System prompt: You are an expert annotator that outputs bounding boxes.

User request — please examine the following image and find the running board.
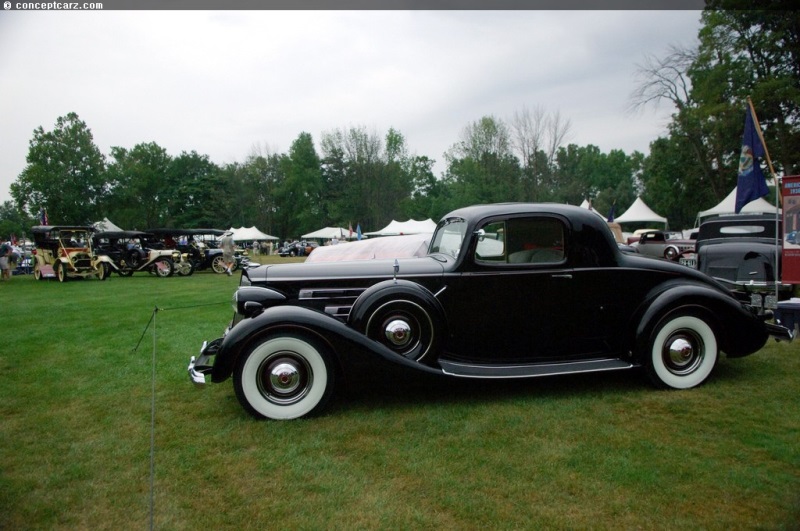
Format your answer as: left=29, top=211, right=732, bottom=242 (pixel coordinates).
left=438, top=358, right=634, bottom=379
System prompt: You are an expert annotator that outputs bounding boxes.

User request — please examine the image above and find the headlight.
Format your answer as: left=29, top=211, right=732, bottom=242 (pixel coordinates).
left=232, top=286, right=287, bottom=318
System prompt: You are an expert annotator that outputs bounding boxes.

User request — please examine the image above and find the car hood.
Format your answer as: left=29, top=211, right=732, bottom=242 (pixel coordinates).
left=245, top=255, right=447, bottom=285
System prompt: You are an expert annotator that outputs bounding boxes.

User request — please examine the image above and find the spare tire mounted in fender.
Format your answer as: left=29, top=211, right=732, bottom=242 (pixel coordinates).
left=349, top=280, right=445, bottom=363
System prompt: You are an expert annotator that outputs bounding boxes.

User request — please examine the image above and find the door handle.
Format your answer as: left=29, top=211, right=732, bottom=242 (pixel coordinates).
left=552, top=274, right=572, bottom=279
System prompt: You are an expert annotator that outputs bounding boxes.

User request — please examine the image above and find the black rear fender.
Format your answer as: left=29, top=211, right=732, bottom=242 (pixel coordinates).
left=632, top=280, right=767, bottom=359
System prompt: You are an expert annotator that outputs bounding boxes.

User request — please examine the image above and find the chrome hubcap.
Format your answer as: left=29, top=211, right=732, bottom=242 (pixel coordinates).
left=269, top=362, right=301, bottom=394
left=663, top=333, right=702, bottom=375
left=257, top=354, right=311, bottom=404
left=385, top=319, right=412, bottom=347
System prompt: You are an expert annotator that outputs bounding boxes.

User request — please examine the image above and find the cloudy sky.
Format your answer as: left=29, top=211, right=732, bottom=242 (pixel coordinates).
left=0, top=10, right=702, bottom=204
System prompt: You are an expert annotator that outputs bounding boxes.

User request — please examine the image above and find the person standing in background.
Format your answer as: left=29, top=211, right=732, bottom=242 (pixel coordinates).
left=221, top=231, right=236, bottom=276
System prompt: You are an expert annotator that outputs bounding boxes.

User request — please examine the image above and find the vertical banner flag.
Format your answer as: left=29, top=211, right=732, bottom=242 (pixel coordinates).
left=356, top=223, right=362, bottom=241
left=781, top=175, right=800, bottom=284
left=735, top=103, right=770, bottom=213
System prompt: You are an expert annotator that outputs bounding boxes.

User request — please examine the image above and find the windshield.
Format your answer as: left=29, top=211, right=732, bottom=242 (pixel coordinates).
left=429, top=218, right=468, bottom=258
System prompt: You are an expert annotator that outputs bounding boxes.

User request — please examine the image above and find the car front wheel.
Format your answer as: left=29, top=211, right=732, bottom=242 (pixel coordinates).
left=645, top=314, right=718, bottom=389
left=97, top=262, right=110, bottom=281
left=153, top=257, right=174, bottom=278
left=233, top=334, right=334, bottom=420
left=57, top=262, right=68, bottom=283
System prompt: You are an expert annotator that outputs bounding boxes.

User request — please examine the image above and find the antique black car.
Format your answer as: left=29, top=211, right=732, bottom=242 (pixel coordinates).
left=678, top=214, right=790, bottom=302
left=278, top=240, right=318, bottom=257
left=93, top=230, right=185, bottom=277
left=189, top=204, right=791, bottom=420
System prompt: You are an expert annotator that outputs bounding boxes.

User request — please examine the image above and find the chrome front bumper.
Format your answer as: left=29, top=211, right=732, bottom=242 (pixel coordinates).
left=766, top=322, right=794, bottom=343
left=188, top=338, right=222, bottom=386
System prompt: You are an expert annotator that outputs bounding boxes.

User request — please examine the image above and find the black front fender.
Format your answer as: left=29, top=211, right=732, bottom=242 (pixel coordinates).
left=210, top=305, right=443, bottom=383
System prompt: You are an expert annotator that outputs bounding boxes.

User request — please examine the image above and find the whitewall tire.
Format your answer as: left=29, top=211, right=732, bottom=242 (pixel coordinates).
left=234, top=334, right=334, bottom=420
left=646, top=314, right=718, bottom=389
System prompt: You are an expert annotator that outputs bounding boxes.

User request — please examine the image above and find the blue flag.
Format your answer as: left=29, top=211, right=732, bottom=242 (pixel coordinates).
left=735, top=105, right=769, bottom=213
left=356, top=223, right=362, bottom=241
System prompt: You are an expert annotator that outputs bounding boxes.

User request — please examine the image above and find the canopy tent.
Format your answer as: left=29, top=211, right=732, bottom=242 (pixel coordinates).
left=578, top=199, right=606, bottom=219
left=227, top=226, right=278, bottom=241
left=301, top=227, right=357, bottom=240
left=364, top=218, right=437, bottom=237
left=93, top=218, right=124, bottom=232
left=614, top=197, right=668, bottom=228
left=305, top=233, right=431, bottom=263
left=696, top=186, right=778, bottom=225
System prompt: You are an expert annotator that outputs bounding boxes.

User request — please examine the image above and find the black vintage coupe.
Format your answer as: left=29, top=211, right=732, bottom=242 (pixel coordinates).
left=189, top=204, right=792, bottom=420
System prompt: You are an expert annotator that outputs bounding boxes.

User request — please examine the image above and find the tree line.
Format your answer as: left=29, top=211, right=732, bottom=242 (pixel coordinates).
left=3, top=2, right=798, bottom=242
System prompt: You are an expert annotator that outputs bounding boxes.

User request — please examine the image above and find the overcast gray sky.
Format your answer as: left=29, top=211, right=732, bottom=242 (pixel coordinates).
left=0, top=10, right=702, bottom=204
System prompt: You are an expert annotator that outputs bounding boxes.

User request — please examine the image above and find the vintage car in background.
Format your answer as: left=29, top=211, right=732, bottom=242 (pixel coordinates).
left=31, top=225, right=115, bottom=282
left=188, top=203, right=792, bottom=420
left=144, top=228, right=251, bottom=274
left=678, top=214, right=789, bottom=301
left=278, top=240, right=319, bottom=257
left=93, top=230, right=188, bottom=277
left=633, top=230, right=695, bottom=261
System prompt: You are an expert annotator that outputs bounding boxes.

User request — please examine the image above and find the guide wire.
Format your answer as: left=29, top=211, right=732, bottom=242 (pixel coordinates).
left=149, top=306, right=157, bottom=531
left=132, top=300, right=228, bottom=530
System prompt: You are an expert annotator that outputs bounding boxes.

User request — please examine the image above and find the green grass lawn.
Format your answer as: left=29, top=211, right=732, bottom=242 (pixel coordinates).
left=1, top=262, right=799, bottom=529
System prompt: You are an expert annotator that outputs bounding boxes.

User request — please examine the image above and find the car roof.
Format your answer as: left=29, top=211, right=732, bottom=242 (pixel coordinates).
left=442, top=202, right=607, bottom=226
left=32, top=225, right=93, bottom=232
left=144, top=228, right=226, bottom=236
left=94, top=230, right=152, bottom=238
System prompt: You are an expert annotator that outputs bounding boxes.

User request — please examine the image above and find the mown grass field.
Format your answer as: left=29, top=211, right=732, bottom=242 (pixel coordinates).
left=1, top=258, right=799, bottom=530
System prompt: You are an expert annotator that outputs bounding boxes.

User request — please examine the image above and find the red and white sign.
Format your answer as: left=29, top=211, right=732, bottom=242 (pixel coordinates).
left=781, top=175, right=800, bottom=283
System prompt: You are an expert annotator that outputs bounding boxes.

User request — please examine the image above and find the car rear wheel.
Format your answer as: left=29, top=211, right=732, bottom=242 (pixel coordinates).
left=34, top=264, right=43, bottom=280
left=211, top=256, right=227, bottom=274
left=233, top=334, right=334, bottom=420
left=645, top=314, right=718, bottom=389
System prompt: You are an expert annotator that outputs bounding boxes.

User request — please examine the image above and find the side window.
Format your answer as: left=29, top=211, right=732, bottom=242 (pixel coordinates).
left=475, top=221, right=506, bottom=262
left=475, top=217, right=565, bottom=265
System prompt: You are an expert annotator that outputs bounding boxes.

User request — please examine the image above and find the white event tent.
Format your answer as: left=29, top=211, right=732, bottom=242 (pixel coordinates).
left=93, top=218, right=124, bottom=232
left=614, top=197, right=668, bottom=228
left=578, top=199, right=606, bottom=219
left=695, top=186, right=778, bottom=225
left=301, top=227, right=356, bottom=240
left=364, top=218, right=437, bottom=237
left=228, top=226, right=278, bottom=241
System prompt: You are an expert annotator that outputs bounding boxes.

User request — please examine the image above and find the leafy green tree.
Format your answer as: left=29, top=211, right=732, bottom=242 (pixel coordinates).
left=0, top=201, right=37, bottom=241
left=275, top=132, right=324, bottom=238
left=640, top=136, right=715, bottom=229
left=105, top=142, right=171, bottom=230
left=163, top=151, right=223, bottom=228
left=320, top=126, right=414, bottom=233
left=11, top=112, right=107, bottom=224
left=631, top=3, right=800, bottom=213
left=229, top=149, right=284, bottom=236
left=445, top=116, right=522, bottom=208
left=701, top=1, right=800, bottom=175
